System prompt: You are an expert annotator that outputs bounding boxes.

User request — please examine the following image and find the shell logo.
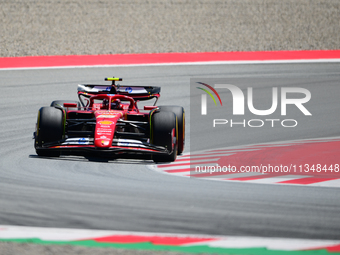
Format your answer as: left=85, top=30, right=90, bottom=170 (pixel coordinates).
left=99, top=120, right=113, bottom=125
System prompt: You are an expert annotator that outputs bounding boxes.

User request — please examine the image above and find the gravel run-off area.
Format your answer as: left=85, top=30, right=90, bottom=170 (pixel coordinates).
left=0, top=0, right=339, bottom=57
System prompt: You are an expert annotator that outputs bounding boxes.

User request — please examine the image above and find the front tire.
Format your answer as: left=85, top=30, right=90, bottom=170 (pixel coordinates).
left=152, top=111, right=177, bottom=163
left=35, top=107, right=64, bottom=157
left=158, top=106, right=185, bottom=154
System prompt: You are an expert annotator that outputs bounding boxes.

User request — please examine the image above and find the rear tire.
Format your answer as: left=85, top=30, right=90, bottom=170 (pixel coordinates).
left=35, top=107, right=64, bottom=157
left=152, top=111, right=177, bottom=163
left=158, top=106, right=185, bottom=154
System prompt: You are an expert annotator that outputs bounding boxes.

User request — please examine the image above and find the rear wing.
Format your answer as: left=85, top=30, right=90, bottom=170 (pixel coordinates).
left=77, top=77, right=161, bottom=101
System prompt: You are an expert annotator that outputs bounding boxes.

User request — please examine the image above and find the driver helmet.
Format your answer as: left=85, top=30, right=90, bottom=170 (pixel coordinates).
left=111, top=99, right=121, bottom=110
left=101, top=99, right=109, bottom=109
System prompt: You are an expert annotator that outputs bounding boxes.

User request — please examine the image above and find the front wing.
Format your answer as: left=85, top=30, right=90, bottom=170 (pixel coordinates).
left=35, top=137, right=172, bottom=156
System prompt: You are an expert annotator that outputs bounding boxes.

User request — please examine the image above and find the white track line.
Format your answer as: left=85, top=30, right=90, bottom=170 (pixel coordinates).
left=241, top=175, right=310, bottom=184
left=308, top=178, right=340, bottom=187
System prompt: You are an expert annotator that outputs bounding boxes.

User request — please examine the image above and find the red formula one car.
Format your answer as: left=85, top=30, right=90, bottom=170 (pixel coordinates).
left=34, top=77, right=185, bottom=162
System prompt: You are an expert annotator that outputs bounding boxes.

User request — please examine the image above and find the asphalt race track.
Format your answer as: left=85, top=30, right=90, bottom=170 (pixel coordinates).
left=0, top=63, right=340, bottom=240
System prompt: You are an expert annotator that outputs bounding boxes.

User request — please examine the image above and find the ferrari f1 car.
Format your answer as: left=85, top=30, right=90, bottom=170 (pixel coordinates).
left=34, top=77, right=185, bottom=162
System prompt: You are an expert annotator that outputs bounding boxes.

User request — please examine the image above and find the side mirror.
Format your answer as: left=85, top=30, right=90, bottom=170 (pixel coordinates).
left=144, top=106, right=158, bottom=111
left=63, top=103, right=78, bottom=108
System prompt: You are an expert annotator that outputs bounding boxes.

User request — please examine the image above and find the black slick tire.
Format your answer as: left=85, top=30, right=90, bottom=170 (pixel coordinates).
left=158, top=106, right=185, bottom=154
left=152, top=111, right=177, bottom=163
left=35, top=107, right=63, bottom=157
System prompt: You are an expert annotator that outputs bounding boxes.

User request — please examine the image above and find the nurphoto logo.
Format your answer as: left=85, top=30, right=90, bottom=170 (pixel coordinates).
left=197, top=82, right=312, bottom=128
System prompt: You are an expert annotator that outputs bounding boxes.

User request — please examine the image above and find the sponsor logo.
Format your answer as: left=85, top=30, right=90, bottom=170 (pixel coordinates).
left=78, top=138, right=87, bottom=144
left=125, top=87, right=133, bottom=93
left=97, top=131, right=112, bottom=135
left=99, top=120, right=113, bottom=125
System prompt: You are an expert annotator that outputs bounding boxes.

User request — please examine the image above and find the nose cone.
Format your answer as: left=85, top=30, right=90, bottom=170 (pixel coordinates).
left=94, top=111, right=122, bottom=148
